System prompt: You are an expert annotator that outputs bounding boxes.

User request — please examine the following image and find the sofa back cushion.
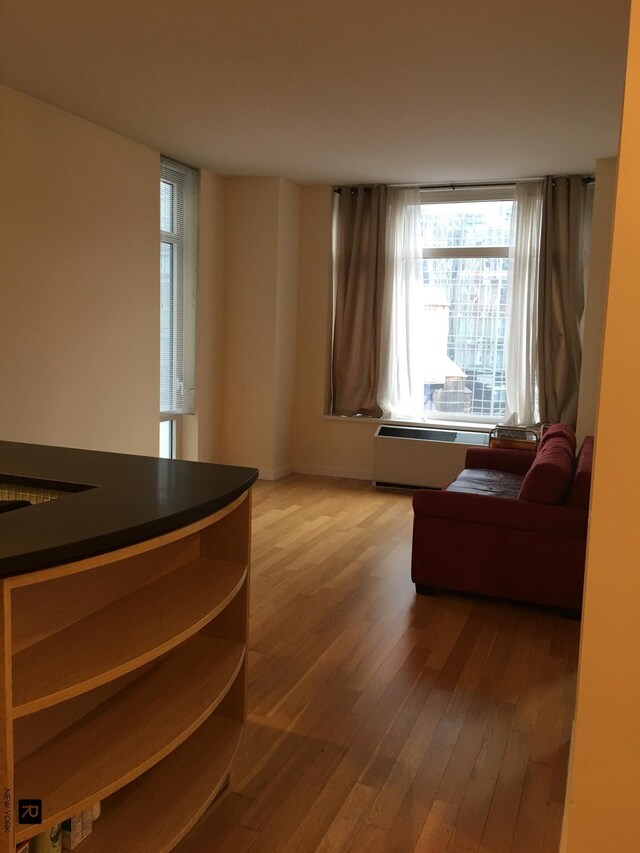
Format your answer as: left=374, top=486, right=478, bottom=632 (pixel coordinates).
left=539, top=423, right=577, bottom=453
left=518, top=435, right=575, bottom=504
left=565, top=436, right=594, bottom=509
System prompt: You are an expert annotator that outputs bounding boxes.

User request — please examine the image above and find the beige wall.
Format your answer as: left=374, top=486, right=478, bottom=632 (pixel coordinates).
left=0, top=84, right=159, bottom=456
left=292, top=186, right=378, bottom=480
left=273, top=179, right=300, bottom=474
left=220, top=176, right=299, bottom=478
left=562, top=4, right=640, bottom=850
left=182, top=169, right=226, bottom=462
left=220, top=177, right=278, bottom=473
left=576, top=157, right=618, bottom=444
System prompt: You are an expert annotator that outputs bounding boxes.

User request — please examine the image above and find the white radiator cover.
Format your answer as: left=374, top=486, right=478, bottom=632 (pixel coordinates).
left=373, top=425, right=489, bottom=489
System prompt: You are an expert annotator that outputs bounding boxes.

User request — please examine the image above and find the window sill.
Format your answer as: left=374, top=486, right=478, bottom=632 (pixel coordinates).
left=322, top=414, right=493, bottom=433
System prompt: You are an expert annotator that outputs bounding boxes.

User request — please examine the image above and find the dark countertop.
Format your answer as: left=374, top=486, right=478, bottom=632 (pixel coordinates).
left=0, top=441, right=258, bottom=578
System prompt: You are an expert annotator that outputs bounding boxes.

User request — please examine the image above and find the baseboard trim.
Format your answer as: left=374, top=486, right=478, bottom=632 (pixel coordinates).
left=292, top=464, right=372, bottom=481
left=258, top=465, right=293, bottom=481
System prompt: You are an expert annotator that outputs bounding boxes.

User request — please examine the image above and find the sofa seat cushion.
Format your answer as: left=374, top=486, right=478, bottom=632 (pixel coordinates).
left=446, top=468, right=524, bottom=498
left=519, top=435, right=575, bottom=504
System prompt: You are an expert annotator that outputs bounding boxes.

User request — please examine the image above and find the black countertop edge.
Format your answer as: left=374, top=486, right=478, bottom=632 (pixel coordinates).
left=0, top=472, right=94, bottom=492
left=0, top=440, right=259, bottom=578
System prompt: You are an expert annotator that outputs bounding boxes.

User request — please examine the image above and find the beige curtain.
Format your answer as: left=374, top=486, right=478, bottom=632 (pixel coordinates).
left=504, top=180, right=545, bottom=425
left=377, top=187, right=425, bottom=420
left=331, top=186, right=387, bottom=416
left=538, top=176, right=590, bottom=426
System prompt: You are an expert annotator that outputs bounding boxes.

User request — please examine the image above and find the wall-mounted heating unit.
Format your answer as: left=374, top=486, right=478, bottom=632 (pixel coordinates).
left=373, top=424, right=489, bottom=489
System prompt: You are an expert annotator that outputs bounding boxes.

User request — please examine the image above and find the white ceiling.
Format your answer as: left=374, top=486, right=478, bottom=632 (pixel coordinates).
left=0, top=0, right=631, bottom=185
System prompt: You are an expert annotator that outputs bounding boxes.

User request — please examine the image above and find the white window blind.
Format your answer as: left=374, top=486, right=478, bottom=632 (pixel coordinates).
left=160, top=158, right=198, bottom=416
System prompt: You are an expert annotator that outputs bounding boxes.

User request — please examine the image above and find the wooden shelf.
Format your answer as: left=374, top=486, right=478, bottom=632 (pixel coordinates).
left=69, top=713, right=242, bottom=853
left=12, top=557, right=246, bottom=716
left=15, top=633, right=244, bottom=843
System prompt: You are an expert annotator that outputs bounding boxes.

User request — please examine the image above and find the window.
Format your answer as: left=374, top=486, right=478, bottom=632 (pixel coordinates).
left=420, top=187, right=514, bottom=422
left=159, top=418, right=176, bottom=460
left=160, top=158, right=198, bottom=458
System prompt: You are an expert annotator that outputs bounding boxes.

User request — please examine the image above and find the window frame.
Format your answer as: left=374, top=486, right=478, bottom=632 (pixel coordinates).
left=159, top=415, right=182, bottom=460
left=159, top=158, right=198, bottom=458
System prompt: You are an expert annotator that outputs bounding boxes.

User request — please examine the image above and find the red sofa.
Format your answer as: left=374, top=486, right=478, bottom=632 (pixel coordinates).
left=411, top=425, right=593, bottom=612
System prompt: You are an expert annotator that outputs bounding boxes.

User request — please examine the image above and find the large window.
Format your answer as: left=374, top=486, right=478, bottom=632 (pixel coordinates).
left=160, top=158, right=197, bottom=458
left=420, top=188, right=513, bottom=421
left=332, top=179, right=591, bottom=427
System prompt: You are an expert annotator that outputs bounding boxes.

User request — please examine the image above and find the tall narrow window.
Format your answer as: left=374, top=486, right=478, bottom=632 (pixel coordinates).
left=160, top=158, right=197, bottom=458
left=420, top=187, right=514, bottom=421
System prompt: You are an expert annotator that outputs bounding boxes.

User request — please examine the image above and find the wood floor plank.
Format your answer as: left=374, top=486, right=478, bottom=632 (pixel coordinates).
left=315, top=781, right=378, bottom=852
left=542, top=801, right=565, bottom=853
left=286, top=683, right=364, bottom=749
left=240, top=735, right=332, bottom=829
left=245, top=741, right=346, bottom=852
left=346, top=821, right=390, bottom=853
left=496, top=615, right=536, bottom=706
left=531, top=659, right=565, bottom=766
left=479, top=728, right=532, bottom=853
left=212, top=823, right=261, bottom=852
left=373, top=700, right=468, bottom=847
left=415, top=799, right=459, bottom=851
left=510, top=761, right=554, bottom=853
left=434, top=692, right=495, bottom=806
left=196, top=475, right=580, bottom=852
left=178, top=792, right=254, bottom=851
left=228, top=717, right=287, bottom=789
left=360, top=665, right=440, bottom=789
left=277, top=750, right=374, bottom=853
left=446, top=701, right=515, bottom=851
left=363, top=685, right=453, bottom=832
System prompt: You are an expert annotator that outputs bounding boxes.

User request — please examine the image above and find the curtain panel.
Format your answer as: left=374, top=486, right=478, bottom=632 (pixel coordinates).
left=377, top=188, right=425, bottom=420
left=331, top=186, right=387, bottom=416
left=538, top=176, right=591, bottom=427
left=504, top=180, right=545, bottom=426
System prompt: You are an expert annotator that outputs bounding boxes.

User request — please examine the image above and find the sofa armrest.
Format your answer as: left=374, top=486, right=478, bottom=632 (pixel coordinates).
left=464, top=447, right=536, bottom=475
left=413, top=488, right=587, bottom=539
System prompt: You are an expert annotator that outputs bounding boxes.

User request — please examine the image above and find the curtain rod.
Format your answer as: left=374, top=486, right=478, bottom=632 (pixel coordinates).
left=410, top=180, right=517, bottom=190
left=412, top=176, right=595, bottom=190
left=334, top=176, right=594, bottom=193
left=333, top=182, right=515, bottom=193
left=414, top=181, right=516, bottom=192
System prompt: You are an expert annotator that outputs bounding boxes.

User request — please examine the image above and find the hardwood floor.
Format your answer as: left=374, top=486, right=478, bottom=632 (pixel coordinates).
left=198, top=474, right=580, bottom=852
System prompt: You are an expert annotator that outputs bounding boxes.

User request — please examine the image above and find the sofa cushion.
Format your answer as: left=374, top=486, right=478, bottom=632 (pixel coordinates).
left=519, top=436, right=575, bottom=504
left=539, top=423, right=577, bottom=453
left=565, top=436, right=594, bottom=509
left=447, top=468, right=524, bottom=499
left=465, top=447, right=536, bottom=476
left=536, top=425, right=576, bottom=480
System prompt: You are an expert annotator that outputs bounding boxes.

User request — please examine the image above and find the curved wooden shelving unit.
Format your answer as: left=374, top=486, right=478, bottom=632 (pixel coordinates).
left=15, top=633, right=245, bottom=843
left=73, top=713, right=243, bottom=853
left=0, top=444, right=254, bottom=853
left=12, top=557, right=246, bottom=717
